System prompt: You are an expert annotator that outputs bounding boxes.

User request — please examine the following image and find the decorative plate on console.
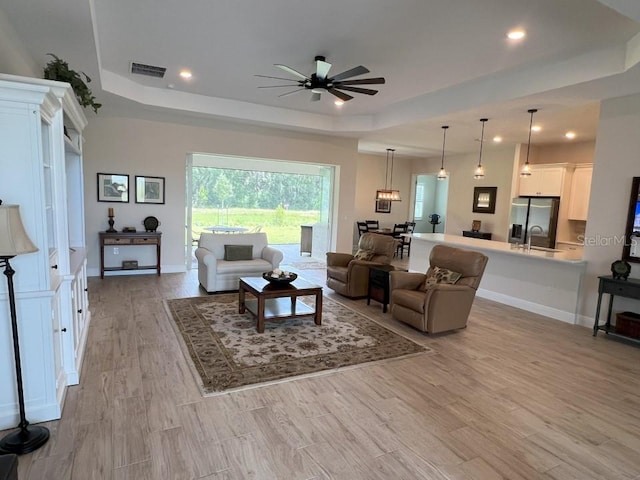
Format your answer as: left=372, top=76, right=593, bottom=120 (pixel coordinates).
left=143, top=216, right=159, bottom=232
left=611, top=260, right=631, bottom=280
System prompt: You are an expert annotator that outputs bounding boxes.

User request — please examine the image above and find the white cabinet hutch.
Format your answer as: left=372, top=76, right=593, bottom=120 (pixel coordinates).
left=0, top=74, right=90, bottom=429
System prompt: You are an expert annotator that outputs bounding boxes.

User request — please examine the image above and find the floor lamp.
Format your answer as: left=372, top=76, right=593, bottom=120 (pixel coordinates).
left=0, top=201, right=50, bottom=455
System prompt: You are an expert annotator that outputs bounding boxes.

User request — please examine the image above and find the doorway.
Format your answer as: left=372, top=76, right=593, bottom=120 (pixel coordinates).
left=411, top=174, right=448, bottom=233
left=185, top=153, right=335, bottom=269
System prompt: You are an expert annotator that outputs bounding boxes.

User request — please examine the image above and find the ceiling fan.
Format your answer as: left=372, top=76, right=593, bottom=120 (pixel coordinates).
left=256, top=56, right=385, bottom=102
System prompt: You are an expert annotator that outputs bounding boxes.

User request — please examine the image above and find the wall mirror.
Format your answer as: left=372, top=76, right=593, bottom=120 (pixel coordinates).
left=622, top=176, right=640, bottom=262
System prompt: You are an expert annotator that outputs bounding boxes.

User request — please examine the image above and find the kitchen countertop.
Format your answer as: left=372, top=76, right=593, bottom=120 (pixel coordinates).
left=411, top=233, right=585, bottom=263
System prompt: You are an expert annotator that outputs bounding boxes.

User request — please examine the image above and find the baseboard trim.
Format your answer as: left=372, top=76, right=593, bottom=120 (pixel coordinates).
left=477, top=288, right=578, bottom=324
left=87, top=264, right=186, bottom=277
left=0, top=402, right=62, bottom=430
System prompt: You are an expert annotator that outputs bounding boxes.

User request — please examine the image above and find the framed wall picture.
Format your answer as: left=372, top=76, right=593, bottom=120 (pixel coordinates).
left=375, top=199, right=392, bottom=213
left=472, top=186, right=497, bottom=214
left=97, top=173, right=129, bottom=203
left=135, top=175, right=165, bottom=204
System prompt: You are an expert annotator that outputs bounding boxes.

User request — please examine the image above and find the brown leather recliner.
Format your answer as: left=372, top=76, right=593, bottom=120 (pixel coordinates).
left=389, top=244, right=488, bottom=334
left=326, top=232, right=398, bottom=298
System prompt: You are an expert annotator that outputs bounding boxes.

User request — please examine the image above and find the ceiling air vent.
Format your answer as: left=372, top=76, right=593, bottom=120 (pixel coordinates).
left=130, top=62, right=166, bottom=78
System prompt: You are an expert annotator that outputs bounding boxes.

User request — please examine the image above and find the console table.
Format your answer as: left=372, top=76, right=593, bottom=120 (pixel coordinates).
left=99, top=231, right=162, bottom=278
left=593, top=275, right=640, bottom=344
left=462, top=230, right=492, bottom=240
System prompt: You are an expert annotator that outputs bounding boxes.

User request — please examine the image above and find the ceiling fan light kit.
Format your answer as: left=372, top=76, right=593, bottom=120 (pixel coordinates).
left=258, top=55, right=385, bottom=102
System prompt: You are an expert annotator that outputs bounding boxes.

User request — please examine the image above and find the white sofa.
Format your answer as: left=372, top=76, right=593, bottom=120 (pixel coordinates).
left=195, top=232, right=284, bottom=292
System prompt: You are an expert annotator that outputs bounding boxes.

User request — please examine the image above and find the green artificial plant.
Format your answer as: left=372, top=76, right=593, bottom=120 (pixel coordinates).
left=43, top=53, right=102, bottom=113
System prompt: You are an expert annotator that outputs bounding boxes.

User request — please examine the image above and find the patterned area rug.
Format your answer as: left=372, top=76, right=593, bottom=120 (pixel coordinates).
left=165, top=294, right=428, bottom=395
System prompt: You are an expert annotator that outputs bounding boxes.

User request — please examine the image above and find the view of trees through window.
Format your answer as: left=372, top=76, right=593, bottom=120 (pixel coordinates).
left=192, top=167, right=322, bottom=244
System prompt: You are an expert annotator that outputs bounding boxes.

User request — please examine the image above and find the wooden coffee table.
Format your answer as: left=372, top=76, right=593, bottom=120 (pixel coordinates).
left=239, top=276, right=323, bottom=333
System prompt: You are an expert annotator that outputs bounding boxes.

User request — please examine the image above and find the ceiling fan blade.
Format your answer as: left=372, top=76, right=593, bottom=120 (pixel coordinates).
left=278, top=88, right=306, bottom=98
left=258, top=85, right=304, bottom=88
left=334, top=85, right=378, bottom=96
left=316, top=59, right=332, bottom=80
left=330, top=65, right=370, bottom=82
left=255, top=74, right=303, bottom=82
left=327, top=88, right=353, bottom=102
left=274, top=64, right=309, bottom=80
left=333, top=77, right=386, bottom=86
left=311, top=92, right=321, bottom=102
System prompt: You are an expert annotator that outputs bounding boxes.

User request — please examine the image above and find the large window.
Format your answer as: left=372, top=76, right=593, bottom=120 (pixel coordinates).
left=414, top=184, right=424, bottom=220
left=185, top=153, right=335, bottom=267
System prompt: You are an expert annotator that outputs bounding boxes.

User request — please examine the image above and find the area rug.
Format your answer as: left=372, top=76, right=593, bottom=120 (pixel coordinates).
left=165, top=294, right=429, bottom=395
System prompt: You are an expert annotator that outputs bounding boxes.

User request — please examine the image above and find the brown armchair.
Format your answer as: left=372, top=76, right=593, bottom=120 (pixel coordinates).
left=326, top=233, right=398, bottom=298
left=389, top=244, right=488, bottom=333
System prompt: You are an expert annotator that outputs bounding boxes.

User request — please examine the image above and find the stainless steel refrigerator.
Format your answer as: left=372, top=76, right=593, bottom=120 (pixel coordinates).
left=508, top=197, right=560, bottom=248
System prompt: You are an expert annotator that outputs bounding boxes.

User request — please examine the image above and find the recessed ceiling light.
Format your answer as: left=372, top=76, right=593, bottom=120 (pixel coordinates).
left=493, top=136, right=502, bottom=143
left=179, top=70, right=193, bottom=79
left=334, top=100, right=344, bottom=106
left=507, top=29, right=526, bottom=40
left=565, top=131, right=576, bottom=139
left=531, top=125, right=542, bottom=132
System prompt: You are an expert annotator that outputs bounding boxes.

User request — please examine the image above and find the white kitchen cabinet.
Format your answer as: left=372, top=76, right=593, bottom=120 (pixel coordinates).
left=0, top=74, right=89, bottom=429
left=568, top=165, right=593, bottom=221
left=518, top=165, right=566, bottom=196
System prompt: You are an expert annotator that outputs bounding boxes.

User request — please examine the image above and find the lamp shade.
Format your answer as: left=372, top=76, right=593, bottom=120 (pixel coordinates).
left=376, top=189, right=402, bottom=201
left=0, top=204, right=38, bottom=257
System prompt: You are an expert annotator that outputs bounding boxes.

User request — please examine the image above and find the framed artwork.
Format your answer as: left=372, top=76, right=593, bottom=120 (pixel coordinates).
left=472, top=186, right=497, bottom=214
left=97, top=173, right=129, bottom=202
left=135, top=175, right=165, bottom=204
left=375, top=199, right=391, bottom=213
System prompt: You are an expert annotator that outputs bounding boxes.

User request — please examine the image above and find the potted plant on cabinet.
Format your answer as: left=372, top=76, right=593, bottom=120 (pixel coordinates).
left=43, top=53, right=102, bottom=113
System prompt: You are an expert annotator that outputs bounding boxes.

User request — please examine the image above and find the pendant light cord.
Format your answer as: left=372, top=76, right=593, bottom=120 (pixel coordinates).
left=440, top=126, right=448, bottom=169
left=525, top=109, right=537, bottom=166
left=385, top=148, right=391, bottom=189
left=384, top=148, right=395, bottom=190
left=478, top=118, right=487, bottom=167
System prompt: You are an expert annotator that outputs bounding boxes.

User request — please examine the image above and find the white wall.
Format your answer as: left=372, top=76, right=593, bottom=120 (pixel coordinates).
left=413, top=146, right=518, bottom=242
left=530, top=141, right=595, bottom=165
left=83, top=115, right=362, bottom=274
left=353, top=152, right=412, bottom=244
left=0, top=9, right=39, bottom=77
left=579, top=93, right=640, bottom=320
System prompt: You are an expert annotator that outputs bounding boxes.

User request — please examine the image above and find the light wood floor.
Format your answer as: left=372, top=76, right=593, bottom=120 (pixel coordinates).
left=6, top=267, right=640, bottom=480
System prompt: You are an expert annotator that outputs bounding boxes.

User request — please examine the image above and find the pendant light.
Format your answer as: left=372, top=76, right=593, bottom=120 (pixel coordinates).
left=376, top=148, right=402, bottom=201
left=437, top=126, right=449, bottom=180
left=520, top=108, right=538, bottom=177
left=474, top=118, right=488, bottom=179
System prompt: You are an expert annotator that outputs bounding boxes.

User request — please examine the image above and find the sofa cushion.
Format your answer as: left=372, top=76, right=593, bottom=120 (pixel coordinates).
left=393, top=289, right=425, bottom=313
left=217, top=258, right=272, bottom=274
left=326, top=265, right=348, bottom=283
left=199, top=232, right=268, bottom=259
left=224, top=244, right=253, bottom=261
left=353, top=248, right=375, bottom=261
left=422, top=266, right=461, bottom=291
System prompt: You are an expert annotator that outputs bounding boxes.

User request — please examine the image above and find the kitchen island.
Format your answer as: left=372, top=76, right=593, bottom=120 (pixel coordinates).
left=410, top=233, right=587, bottom=324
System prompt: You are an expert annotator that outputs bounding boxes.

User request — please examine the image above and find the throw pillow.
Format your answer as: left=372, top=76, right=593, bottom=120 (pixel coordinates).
left=422, top=266, right=462, bottom=290
left=353, top=248, right=375, bottom=261
left=224, top=244, right=253, bottom=261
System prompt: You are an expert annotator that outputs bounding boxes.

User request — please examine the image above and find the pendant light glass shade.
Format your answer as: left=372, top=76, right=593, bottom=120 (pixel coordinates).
left=437, top=125, right=449, bottom=180
left=376, top=148, right=401, bottom=201
left=520, top=108, right=538, bottom=177
left=474, top=118, right=488, bottom=179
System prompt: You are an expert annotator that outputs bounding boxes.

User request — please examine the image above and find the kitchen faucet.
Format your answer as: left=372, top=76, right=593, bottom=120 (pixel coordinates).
left=527, top=225, right=544, bottom=250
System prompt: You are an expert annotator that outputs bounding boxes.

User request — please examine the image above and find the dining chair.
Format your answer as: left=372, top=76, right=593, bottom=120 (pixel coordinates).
left=365, top=220, right=379, bottom=231
left=357, top=221, right=368, bottom=237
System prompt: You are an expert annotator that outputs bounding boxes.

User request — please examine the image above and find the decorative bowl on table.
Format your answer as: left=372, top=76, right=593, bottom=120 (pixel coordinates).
left=262, top=270, right=297, bottom=287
